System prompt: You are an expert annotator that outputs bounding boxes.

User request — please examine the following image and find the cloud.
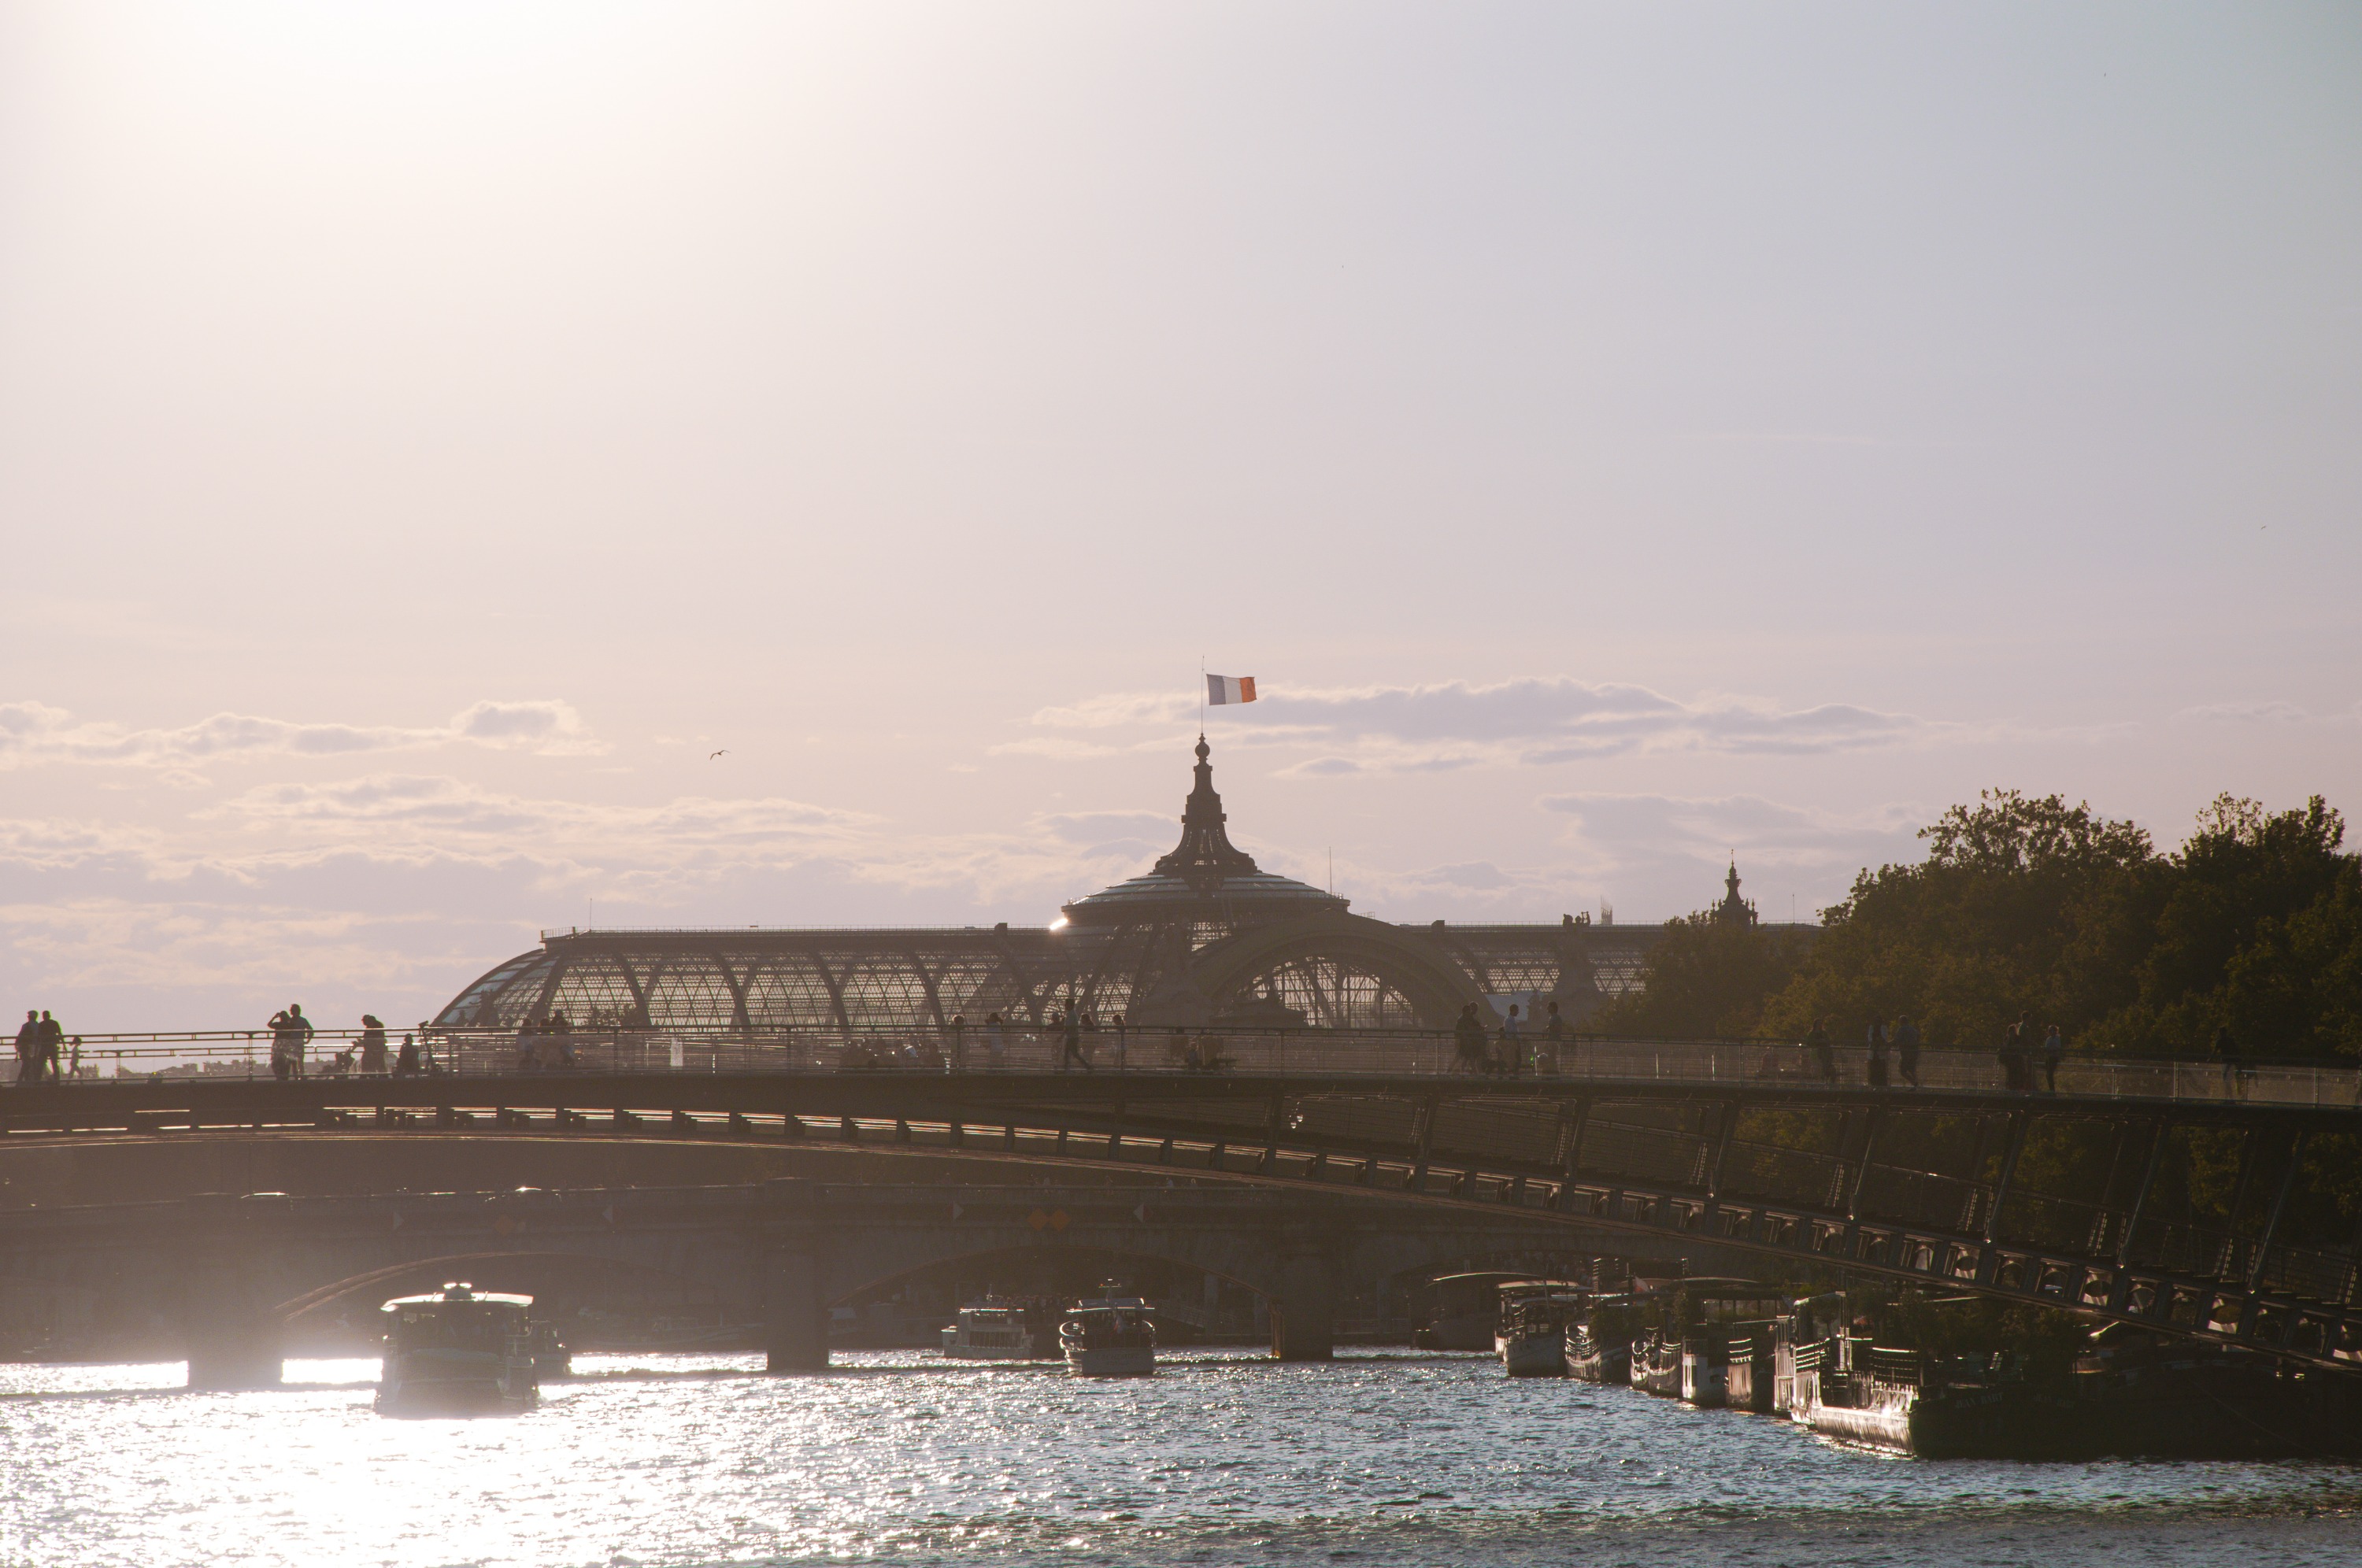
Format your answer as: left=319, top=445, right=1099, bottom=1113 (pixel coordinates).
left=0, top=697, right=600, bottom=771
left=1539, top=790, right=1924, bottom=914
left=2171, top=700, right=2343, bottom=726
left=205, top=775, right=872, bottom=851
left=1031, top=810, right=1174, bottom=852
left=1024, top=677, right=1928, bottom=769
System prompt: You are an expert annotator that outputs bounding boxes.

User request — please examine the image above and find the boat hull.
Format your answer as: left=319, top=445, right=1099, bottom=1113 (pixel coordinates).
left=376, top=1353, right=537, bottom=1418
left=1679, top=1352, right=1727, bottom=1408
left=1801, top=1374, right=2085, bottom=1459
left=1064, top=1344, right=1155, bottom=1378
left=1501, top=1334, right=1566, bottom=1378
left=1566, top=1339, right=1630, bottom=1385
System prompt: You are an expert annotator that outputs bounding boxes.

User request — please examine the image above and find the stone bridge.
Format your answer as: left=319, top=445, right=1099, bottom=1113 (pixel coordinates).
left=0, top=1180, right=1666, bottom=1388
left=0, top=1060, right=2356, bottom=1374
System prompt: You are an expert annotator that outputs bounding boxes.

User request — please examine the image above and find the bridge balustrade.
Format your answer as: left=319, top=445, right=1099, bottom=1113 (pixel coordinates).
left=31, top=1026, right=2362, bottom=1111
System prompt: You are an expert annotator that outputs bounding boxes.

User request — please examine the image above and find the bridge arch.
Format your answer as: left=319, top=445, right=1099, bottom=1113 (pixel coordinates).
left=271, top=1249, right=721, bottom=1329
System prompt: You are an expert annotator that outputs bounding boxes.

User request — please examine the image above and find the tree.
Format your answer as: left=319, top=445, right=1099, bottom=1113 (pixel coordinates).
left=1760, top=790, right=2158, bottom=1049
left=2101, top=796, right=2362, bottom=1059
left=1592, top=915, right=1809, bottom=1039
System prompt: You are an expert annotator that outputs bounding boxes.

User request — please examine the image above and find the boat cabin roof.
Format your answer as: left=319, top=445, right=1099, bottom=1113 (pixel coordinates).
left=381, top=1281, right=535, bottom=1312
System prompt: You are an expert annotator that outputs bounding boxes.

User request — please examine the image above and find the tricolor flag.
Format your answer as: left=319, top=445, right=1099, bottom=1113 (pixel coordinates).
left=1206, top=674, right=1257, bottom=705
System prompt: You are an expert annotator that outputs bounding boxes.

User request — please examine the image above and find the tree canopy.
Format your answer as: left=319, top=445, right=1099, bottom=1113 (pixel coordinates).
left=1599, top=791, right=2362, bottom=1060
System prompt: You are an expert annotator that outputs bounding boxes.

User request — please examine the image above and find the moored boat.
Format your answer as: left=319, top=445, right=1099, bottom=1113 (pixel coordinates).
left=1494, top=1281, right=1580, bottom=1377
left=1679, top=1331, right=1727, bottom=1408
left=1565, top=1326, right=1631, bottom=1385
left=376, top=1281, right=539, bottom=1418
left=1564, top=1295, right=1635, bottom=1385
left=1631, top=1329, right=1683, bottom=1397
left=1060, top=1282, right=1157, bottom=1377
left=1723, top=1324, right=1775, bottom=1412
left=1795, top=1337, right=2082, bottom=1459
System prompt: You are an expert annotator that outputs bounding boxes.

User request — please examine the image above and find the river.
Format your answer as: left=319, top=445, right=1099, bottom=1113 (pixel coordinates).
left=2, top=1349, right=2355, bottom=1566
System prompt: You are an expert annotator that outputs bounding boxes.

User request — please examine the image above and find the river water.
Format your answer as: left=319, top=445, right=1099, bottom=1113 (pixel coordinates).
left=2, top=1348, right=2355, bottom=1566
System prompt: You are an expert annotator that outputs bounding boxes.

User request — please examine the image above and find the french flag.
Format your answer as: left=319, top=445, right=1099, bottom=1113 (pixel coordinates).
left=1206, top=674, right=1257, bottom=706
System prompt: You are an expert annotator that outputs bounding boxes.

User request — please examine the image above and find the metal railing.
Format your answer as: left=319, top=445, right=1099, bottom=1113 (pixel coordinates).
left=8, top=1026, right=2356, bottom=1109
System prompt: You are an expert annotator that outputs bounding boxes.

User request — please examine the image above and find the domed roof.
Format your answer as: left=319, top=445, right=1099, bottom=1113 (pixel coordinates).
left=1062, top=736, right=1346, bottom=926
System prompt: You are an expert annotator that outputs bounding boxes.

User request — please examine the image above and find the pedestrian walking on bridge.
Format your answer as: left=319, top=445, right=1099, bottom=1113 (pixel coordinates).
left=2041, top=1023, right=2065, bottom=1093
left=1892, top=1014, right=1921, bottom=1088
left=11, top=1011, right=35, bottom=1086
left=357, top=1015, right=389, bottom=1074
left=1452, top=1004, right=1488, bottom=1074
left=1059, top=1010, right=1092, bottom=1071
left=1805, top=1018, right=1836, bottom=1082
left=1865, top=1018, right=1890, bottom=1089
left=34, top=1011, right=63, bottom=1084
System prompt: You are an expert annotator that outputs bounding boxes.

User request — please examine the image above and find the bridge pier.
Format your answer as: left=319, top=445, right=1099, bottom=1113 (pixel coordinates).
left=1268, top=1252, right=1335, bottom=1362
left=183, top=1255, right=282, bottom=1391
left=762, top=1184, right=831, bottom=1373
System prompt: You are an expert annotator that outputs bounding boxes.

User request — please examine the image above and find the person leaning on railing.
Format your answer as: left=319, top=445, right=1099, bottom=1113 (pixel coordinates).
left=1538, top=1001, right=1566, bottom=1074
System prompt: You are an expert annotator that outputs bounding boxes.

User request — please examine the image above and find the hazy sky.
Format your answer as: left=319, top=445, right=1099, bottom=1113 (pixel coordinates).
left=3, top=2, right=2358, bottom=1030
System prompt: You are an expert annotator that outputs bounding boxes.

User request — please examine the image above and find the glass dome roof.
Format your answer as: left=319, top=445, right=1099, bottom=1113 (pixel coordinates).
left=1061, top=735, right=1344, bottom=927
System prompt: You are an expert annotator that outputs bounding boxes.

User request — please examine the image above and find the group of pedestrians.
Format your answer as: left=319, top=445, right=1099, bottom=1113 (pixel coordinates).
left=929, top=1011, right=1131, bottom=1072
left=1784, top=1011, right=2066, bottom=1093
left=268, top=1007, right=423, bottom=1078
left=1450, top=1000, right=1572, bottom=1076
left=1863, top=1015, right=1923, bottom=1088
left=1997, top=1012, right=2067, bottom=1093
left=10, top=1011, right=68, bottom=1084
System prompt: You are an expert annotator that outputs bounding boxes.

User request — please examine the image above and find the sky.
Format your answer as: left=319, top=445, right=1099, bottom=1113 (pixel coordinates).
left=2, top=1, right=2357, bottom=1031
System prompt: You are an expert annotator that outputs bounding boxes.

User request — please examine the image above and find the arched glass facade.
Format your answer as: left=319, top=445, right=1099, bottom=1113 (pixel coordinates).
left=432, top=740, right=1678, bottom=1035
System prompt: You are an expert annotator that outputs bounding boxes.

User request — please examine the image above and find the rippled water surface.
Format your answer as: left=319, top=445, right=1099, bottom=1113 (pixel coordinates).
left=2, top=1349, right=2356, bottom=1566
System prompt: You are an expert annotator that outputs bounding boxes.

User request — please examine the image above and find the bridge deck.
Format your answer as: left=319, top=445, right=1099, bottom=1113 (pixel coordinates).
left=0, top=1058, right=2356, bottom=1374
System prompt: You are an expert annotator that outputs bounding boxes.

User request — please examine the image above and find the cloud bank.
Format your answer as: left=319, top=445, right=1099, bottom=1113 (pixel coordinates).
left=1024, top=677, right=1927, bottom=771
left=0, top=698, right=598, bottom=771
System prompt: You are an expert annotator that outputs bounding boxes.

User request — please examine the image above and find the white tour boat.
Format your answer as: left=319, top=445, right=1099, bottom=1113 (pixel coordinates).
left=939, top=1300, right=1057, bottom=1360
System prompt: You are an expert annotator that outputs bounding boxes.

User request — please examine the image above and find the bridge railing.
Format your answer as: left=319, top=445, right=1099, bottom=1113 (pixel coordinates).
left=12, top=1026, right=2359, bottom=1108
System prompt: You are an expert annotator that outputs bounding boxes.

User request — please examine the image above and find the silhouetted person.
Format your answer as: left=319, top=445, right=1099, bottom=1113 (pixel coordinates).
left=357, top=1014, right=389, bottom=1074
left=2000, top=1012, right=2031, bottom=1092
left=1892, top=1014, right=1921, bottom=1087
left=946, top=1014, right=966, bottom=1072
left=1109, top=1014, right=1128, bottom=1071
left=984, top=1012, right=1007, bottom=1070
left=12, top=1011, right=36, bottom=1086
left=35, top=1011, right=64, bottom=1084
left=1059, top=1010, right=1091, bottom=1071
left=1865, top=1018, right=1889, bottom=1089
left=1538, top=1000, right=1566, bottom=1074
left=394, top=1033, right=423, bottom=1075
left=2041, top=1023, right=2064, bottom=1093
left=1451, top=1003, right=1486, bottom=1073
left=1499, top=1004, right=1524, bottom=1076
left=1805, top=1018, right=1836, bottom=1082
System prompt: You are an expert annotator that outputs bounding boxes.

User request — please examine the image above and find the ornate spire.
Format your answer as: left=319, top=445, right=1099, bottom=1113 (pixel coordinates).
left=1152, top=734, right=1261, bottom=888
left=1713, top=859, right=1758, bottom=926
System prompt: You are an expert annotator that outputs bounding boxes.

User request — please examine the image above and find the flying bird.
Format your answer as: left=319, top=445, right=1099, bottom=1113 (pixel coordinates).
left=709, top=749, right=727, bottom=760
